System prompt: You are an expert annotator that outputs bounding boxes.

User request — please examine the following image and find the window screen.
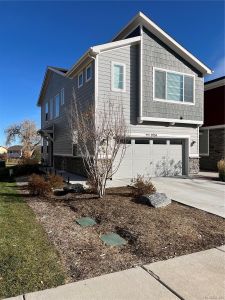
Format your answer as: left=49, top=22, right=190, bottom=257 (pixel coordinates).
left=154, top=69, right=194, bottom=103
left=155, top=70, right=166, bottom=99
left=113, top=63, right=125, bottom=91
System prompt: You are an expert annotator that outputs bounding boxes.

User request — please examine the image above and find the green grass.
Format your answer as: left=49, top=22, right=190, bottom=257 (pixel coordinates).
left=0, top=182, right=66, bottom=298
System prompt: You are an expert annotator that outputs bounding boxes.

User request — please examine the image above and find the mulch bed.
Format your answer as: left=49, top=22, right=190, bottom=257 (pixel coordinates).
left=22, top=185, right=225, bottom=283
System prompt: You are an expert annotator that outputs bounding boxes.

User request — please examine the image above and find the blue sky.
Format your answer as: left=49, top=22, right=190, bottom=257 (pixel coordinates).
left=0, top=1, right=224, bottom=145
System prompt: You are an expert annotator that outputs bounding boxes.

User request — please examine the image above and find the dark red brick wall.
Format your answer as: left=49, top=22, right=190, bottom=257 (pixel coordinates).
left=204, top=86, right=225, bottom=126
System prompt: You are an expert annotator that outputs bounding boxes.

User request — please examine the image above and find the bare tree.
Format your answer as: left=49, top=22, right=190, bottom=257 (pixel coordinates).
left=67, top=92, right=127, bottom=198
left=5, top=120, right=41, bottom=158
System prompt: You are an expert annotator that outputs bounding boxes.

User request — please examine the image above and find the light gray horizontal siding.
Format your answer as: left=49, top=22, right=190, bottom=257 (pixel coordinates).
left=41, top=61, right=95, bottom=156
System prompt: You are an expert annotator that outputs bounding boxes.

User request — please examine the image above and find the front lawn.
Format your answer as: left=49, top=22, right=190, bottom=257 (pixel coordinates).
left=0, top=182, right=66, bottom=299
left=26, top=185, right=225, bottom=283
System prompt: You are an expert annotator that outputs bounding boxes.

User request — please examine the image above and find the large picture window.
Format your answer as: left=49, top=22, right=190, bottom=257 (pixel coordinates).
left=154, top=68, right=194, bottom=104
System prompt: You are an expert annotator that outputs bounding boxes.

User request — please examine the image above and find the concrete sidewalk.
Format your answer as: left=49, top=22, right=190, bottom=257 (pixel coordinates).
left=7, top=247, right=225, bottom=300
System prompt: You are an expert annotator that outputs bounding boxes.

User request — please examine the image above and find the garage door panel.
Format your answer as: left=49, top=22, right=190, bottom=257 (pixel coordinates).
left=113, top=139, right=185, bottom=179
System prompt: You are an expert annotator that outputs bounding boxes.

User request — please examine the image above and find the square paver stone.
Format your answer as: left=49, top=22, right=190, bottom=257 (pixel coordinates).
left=100, top=233, right=127, bottom=246
left=76, top=217, right=97, bottom=227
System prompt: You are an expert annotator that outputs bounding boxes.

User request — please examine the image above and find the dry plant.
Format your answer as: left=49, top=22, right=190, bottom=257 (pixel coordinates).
left=67, top=91, right=127, bottom=198
left=217, top=159, right=225, bottom=181
left=5, top=120, right=41, bottom=159
left=132, top=174, right=156, bottom=197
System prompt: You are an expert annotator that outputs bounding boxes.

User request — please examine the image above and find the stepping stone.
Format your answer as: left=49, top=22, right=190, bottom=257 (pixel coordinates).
left=100, top=233, right=127, bottom=246
left=76, top=217, right=97, bottom=227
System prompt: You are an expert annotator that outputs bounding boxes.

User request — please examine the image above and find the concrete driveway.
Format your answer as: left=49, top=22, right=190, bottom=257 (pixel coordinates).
left=151, top=176, right=225, bottom=218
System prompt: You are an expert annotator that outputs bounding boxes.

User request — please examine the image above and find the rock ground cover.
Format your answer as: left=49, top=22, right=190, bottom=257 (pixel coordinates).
left=23, top=185, right=225, bottom=284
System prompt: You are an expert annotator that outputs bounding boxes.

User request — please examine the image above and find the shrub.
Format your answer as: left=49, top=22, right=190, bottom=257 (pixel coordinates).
left=12, top=164, right=40, bottom=176
left=132, top=174, right=156, bottom=197
left=217, top=159, right=225, bottom=182
left=47, top=174, right=64, bottom=189
left=28, top=174, right=51, bottom=196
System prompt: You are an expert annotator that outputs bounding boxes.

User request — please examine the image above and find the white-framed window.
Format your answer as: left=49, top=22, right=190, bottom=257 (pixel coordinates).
left=78, top=71, right=83, bottom=88
left=199, top=129, right=209, bottom=156
left=54, top=94, right=60, bottom=118
left=45, top=102, right=48, bottom=121
left=49, top=98, right=53, bottom=120
left=111, top=62, right=126, bottom=92
left=153, top=68, right=195, bottom=104
left=86, top=64, right=92, bottom=82
left=61, top=88, right=64, bottom=105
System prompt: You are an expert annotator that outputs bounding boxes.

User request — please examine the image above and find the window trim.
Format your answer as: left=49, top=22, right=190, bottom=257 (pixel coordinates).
left=49, top=98, right=53, bottom=120
left=153, top=67, right=195, bottom=105
left=78, top=71, right=83, bottom=88
left=45, top=102, right=48, bottom=121
left=54, top=93, right=60, bottom=119
left=199, top=129, right=209, bottom=156
left=111, top=61, right=126, bottom=92
left=61, top=88, right=65, bottom=105
left=85, top=64, right=92, bottom=82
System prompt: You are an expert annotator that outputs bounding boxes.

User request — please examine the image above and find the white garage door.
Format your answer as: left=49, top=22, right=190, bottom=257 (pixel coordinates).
left=113, top=138, right=185, bottom=179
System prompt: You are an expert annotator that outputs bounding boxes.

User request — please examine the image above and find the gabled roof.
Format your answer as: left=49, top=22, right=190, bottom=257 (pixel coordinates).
left=37, top=66, right=67, bottom=106
left=112, top=12, right=212, bottom=75
left=66, top=36, right=141, bottom=78
left=205, top=76, right=225, bottom=91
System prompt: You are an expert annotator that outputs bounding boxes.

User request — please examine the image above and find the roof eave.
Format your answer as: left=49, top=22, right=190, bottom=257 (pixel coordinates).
left=112, top=11, right=212, bottom=75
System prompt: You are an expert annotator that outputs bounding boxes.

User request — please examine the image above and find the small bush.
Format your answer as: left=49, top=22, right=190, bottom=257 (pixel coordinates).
left=47, top=174, right=64, bottom=189
left=28, top=174, right=51, bottom=196
left=217, top=159, right=225, bottom=182
left=18, top=157, right=39, bottom=165
left=132, top=175, right=156, bottom=197
left=86, top=177, right=98, bottom=194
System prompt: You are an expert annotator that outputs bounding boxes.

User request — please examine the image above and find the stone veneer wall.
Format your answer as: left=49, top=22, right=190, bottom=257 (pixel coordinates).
left=53, top=156, right=86, bottom=176
left=200, top=128, right=225, bottom=171
left=189, top=158, right=199, bottom=174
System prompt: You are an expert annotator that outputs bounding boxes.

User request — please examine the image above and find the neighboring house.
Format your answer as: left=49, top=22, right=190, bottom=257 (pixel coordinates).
left=0, top=146, right=7, bottom=155
left=7, top=145, right=23, bottom=159
left=199, top=76, right=225, bottom=171
left=37, top=12, right=212, bottom=178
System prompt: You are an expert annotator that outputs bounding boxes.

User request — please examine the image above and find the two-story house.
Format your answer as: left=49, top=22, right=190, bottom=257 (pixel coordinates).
left=200, top=76, right=225, bottom=171
left=37, top=12, right=212, bottom=178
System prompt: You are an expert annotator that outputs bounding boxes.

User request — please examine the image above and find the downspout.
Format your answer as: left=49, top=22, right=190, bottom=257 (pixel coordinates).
left=137, top=25, right=143, bottom=124
left=89, top=48, right=99, bottom=115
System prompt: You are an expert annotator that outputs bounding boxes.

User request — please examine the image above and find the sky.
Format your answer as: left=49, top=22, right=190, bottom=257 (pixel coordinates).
left=0, top=0, right=224, bottom=145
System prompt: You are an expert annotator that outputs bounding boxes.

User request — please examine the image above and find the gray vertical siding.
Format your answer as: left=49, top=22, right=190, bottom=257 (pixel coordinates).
left=142, top=28, right=204, bottom=121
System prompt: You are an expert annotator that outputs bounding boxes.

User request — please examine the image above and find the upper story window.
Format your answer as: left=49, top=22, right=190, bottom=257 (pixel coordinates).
left=54, top=94, right=60, bottom=118
left=111, top=62, right=126, bottom=92
left=154, top=68, right=194, bottom=104
left=78, top=72, right=83, bottom=88
left=49, top=98, right=53, bottom=120
left=45, top=102, right=48, bottom=121
left=61, top=88, right=64, bottom=105
left=86, top=64, right=92, bottom=82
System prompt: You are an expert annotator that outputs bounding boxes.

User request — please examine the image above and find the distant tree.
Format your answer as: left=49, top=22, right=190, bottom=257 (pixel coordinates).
left=5, top=120, right=41, bottom=158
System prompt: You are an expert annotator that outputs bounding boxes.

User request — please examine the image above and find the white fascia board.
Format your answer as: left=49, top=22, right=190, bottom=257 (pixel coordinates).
left=112, top=11, right=212, bottom=75
left=48, top=67, right=66, bottom=77
left=66, top=49, right=92, bottom=78
left=204, top=78, right=225, bottom=91
left=91, top=36, right=141, bottom=53
left=138, top=116, right=203, bottom=125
